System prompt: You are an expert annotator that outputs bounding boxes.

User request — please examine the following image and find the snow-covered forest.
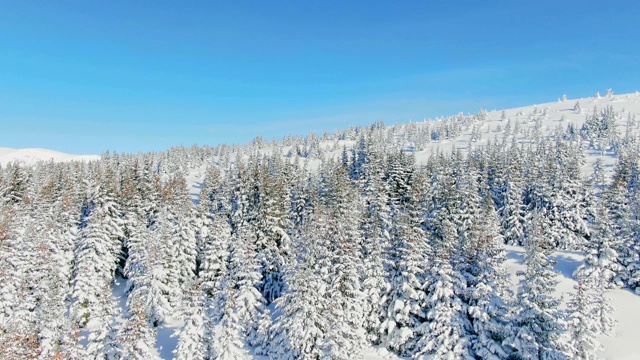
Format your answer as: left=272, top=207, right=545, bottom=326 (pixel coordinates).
left=2, top=91, right=640, bottom=359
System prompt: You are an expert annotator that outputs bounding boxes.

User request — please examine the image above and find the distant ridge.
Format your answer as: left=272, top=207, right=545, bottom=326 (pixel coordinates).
left=0, top=147, right=100, bottom=166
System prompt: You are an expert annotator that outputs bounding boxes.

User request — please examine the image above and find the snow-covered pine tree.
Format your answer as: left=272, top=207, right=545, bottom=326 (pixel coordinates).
left=0, top=161, right=83, bottom=358
left=601, top=175, right=631, bottom=284
left=119, top=160, right=176, bottom=329
left=71, top=183, right=124, bottom=329
left=250, top=160, right=291, bottom=304
left=85, top=283, right=120, bottom=359
left=230, top=224, right=270, bottom=349
left=523, top=141, right=591, bottom=250
left=320, top=163, right=366, bottom=359
left=116, top=305, right=161, bottom=360
left=499, top=153, right=527, bottom=245
left=27, top=205, right=81, bottom=358
left=199, top=211, right=233, bottom=357
left=1, top=163, right=32, bottom=205
left=197, top=163, right=229, bottom=263
left=359, top=147, right=391, bottom=344
left=159, top=174, right=198, bottom=314
left=268, top=211, right=332, bottom=360
left=573, top=206, right=619, bottom=335
left=609, top=148, right=640, bottom=292
left=198, top=164, right=227, bottom=219
left=174, top=281, right=207, bottom=360
left=209, top=291, right=251, bottom=360
left=379, top=152, right=429, bottom=356
left=415, top=257, right=472, bottom=360
left=414, top=161, right=477, bottom=360
left=505, top=214, right=566, bottom=360
left=124, top=219, right=173, bottom=328
left=0, top=223, right=42, bottom=359
left=56, top=321, right=88, bottom=360
left=0, top=171, right=38, bottom=358
left=464, top=192, right=513, bottom=359
left=564, top=282, right=602, bottom=360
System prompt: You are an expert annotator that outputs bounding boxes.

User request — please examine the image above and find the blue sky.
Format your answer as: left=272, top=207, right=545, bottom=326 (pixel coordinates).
left=1, top=1, right=639, bottom=154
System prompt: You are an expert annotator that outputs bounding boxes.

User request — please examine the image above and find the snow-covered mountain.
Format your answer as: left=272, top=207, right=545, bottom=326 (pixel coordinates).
left=412, top=90, right=638, bottom=164
left=3, top=90, right=638, bottom=172
left=2, top=90, right=640, bottom=360
left=0, top=147, right=100, bottom=166
left=176, top=90, right=640, bottom=360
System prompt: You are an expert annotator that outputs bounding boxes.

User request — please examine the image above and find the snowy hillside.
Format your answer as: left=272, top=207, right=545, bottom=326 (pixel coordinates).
left=2, top=90, right=640, bottom=360
left=176, top=91, right=640, bottom=360
left=183, top=90, right=640, bottom=184
left=0, top=147, right=100, bottom=166
left=289, top=90, right=638, bottom=178
left=410, top=91, right=639, bottom=174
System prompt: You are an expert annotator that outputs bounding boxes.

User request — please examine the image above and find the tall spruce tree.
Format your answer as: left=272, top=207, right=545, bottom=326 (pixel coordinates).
left=505, top=215, right=566, bottom=360
left=268, top=211, right=333, bottom=359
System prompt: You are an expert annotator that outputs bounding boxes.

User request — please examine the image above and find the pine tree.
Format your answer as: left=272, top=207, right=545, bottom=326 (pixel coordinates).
left=465, top=193, right=513, bottom=359
left=505, top=216, right=566, bottom=360
left=124, top=216, right=173, bottom=328
left=268, top=213, right=332, bottom=359
left=209, top=291, right=251, bottom=360
left=199, top=214, right=232, bottom=298
left=602, top=178, right=631, bottom=285
left=116, top=305, right=161, bottom=360
left=0, top=189, right=38, bottom=358
left=500, top=170, right=526, bottom=245
left=199, top=213, right=233, bottom=357
left=379, top=191, right=428, bottom=354
left=71, top=183, right=124, bottom=329
left=564, top=282, right=602, bottom=360
left=322, top=217, right=366, bottom=359
left=85, top=283, right=120, bottom=359
left=416, top=257, right=472, bottom=359
left=159, top=175, right=198, bottom=314
left=198, top=165, right=227, bottom=218
left=21, top=208, right=78, bottom=358
left=228, top=225, right=270, bottom=349
left=573, top=206, right=619, bottom=335
left=359, top=148, right=391, bottom=344
left=174, top=282, right=207, bottom=360
left=320, top=164, right=366, bottom=358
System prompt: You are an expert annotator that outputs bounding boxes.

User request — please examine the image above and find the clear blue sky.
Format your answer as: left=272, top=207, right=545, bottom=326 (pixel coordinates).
left=1, top=0, right=639, bottom=154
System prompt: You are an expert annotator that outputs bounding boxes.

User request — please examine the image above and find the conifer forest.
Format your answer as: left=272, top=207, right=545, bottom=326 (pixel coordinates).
left=2, top=94, right=640, bottom=359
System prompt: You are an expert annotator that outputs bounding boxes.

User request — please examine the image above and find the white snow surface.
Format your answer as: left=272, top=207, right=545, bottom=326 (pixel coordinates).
left=0, top=147, right=100, bottom=166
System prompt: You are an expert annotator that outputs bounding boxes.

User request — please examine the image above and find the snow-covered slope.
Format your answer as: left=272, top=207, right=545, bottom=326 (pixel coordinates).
left=0, top=147, right=100, bottom=166
left=176, top=91, right=640, bottom=360
left=409, top=91, right=638, bottom=177
left=222, top=91, right=639, bottom=183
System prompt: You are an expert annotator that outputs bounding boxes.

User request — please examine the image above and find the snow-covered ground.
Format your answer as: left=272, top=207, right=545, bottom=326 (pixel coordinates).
left=0, top=147, right=100, bottom=166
